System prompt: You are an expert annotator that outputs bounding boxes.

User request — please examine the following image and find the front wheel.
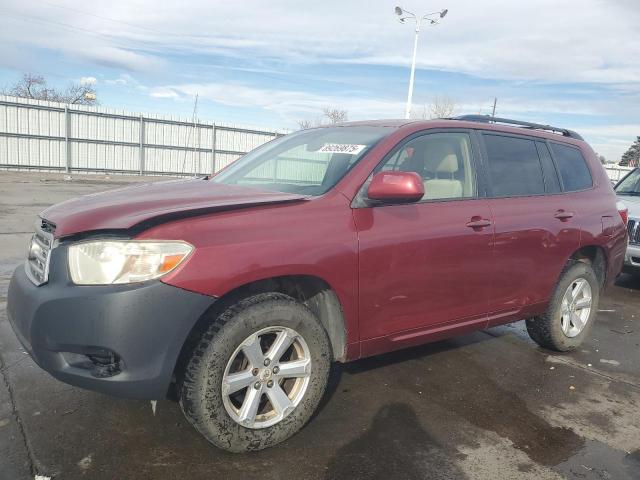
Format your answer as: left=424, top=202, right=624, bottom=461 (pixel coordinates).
left=526, top=262, right=599, bottom=352
left=179, top=293, right=331, bottom=452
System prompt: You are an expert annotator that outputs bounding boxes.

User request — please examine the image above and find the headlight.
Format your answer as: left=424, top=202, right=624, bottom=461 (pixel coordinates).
left=68, top=240, right=193, bottom=285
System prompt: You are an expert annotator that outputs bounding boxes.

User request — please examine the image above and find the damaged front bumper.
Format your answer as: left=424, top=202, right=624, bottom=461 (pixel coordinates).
left=6, top=244, right=217, bottom=399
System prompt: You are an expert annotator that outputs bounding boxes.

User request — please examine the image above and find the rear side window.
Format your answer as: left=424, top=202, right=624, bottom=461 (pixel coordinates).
left=550, top=143, right=593, bottom=191
left=483, top=134, right=545, bottom=197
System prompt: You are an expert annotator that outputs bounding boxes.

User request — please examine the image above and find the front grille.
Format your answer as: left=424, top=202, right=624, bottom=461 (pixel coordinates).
left=26, top=223, right=54, bottom=286
left=628, top=218, right=640, bottom=245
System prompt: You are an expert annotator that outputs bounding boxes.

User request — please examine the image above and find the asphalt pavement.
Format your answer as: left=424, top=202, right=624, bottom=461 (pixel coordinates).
left=1, top=171, right=638, bottom=480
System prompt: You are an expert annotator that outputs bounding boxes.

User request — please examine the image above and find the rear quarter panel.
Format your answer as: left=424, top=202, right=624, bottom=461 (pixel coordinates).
left=572, top=145, right=627, bottom=285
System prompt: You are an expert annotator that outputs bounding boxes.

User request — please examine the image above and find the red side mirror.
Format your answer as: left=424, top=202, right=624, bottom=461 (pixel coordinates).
left=367, top=171, right=424, bottom=203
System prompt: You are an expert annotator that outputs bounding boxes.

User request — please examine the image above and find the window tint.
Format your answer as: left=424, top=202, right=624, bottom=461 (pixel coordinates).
left=483, top=134, right=545, bottom=197
left=550, top=143, right=593, bottom=191
left=536, top=142, right=561, bottom=194
left=377, top=132, right=476, bottom=200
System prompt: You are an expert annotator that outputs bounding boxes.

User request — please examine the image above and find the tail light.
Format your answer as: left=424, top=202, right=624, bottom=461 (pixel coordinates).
left=617, top=200, right=628, bottom=225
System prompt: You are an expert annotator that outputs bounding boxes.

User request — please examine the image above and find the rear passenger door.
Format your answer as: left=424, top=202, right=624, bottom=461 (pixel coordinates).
left=479, top=133, right=581, bottom=325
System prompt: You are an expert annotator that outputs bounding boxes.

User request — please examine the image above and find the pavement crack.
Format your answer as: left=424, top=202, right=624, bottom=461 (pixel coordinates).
left=0, top=354, right=30, bottom=373
left=0, top=354, right=46, bottom=477
left=482, top=328, right=640, bottom=390
left=545, top=355, right=640, bottom=391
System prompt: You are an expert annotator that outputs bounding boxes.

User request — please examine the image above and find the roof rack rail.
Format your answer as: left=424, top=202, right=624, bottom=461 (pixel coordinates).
left=451, top=115, right=583, bottom=140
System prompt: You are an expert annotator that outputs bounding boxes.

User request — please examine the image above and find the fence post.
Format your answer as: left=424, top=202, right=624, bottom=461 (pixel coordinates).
left=64, top=105, right=70, bottom=173
left=272, top=131, right=280, bottom=179
left=139, top=114, right=144, bottom=175
left=211, top=124, right=217, bottom=174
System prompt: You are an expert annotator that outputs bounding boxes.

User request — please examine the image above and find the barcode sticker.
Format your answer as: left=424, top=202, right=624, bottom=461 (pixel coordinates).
left=318, top=144, right=366, bottom=155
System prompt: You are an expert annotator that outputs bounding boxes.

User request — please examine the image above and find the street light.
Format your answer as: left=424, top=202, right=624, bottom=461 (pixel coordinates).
left=395, top=6, right=448, bottom=119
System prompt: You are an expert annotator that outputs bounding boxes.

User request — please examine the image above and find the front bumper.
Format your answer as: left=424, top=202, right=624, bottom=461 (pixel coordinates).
left=623, top=242, right=640, bottom=274
left=6, top=245, right=217, bottom=399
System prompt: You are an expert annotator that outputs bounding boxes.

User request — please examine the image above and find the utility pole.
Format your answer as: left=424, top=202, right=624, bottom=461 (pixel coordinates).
left=405, top=25, right=420, bottom=120
left=181, top=93, right=199, bottom=175
left=491, top=97, right=497, bottom=117
left=192, top=94, right=199, bottom=176
left=395, top=6, right=448, bottom=119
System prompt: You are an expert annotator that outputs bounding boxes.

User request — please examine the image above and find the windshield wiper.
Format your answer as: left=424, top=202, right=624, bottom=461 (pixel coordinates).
left=617, top=191, right=640, bottom=196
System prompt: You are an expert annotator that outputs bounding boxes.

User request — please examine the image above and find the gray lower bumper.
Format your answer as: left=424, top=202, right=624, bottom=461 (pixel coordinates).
left=6, top=245, right=216, bottom=399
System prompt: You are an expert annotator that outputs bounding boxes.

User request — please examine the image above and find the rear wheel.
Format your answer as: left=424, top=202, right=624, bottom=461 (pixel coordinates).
left=526, top=262, right=599, bottom=352
left=179, top=293, right=330, bottom=452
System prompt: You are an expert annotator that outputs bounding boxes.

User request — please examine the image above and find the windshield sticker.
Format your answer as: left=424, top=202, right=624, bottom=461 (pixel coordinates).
left=318, top=144, right=367, bottom=155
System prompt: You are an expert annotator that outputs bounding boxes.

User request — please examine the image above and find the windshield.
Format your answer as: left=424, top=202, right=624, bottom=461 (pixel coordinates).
left=615, top=168, right=640, bottom=195
left=212, top=126, right=392, bottom=195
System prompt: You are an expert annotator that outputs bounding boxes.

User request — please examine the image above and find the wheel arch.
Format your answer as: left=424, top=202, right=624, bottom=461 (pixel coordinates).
left=568, top=245, right=607, bottom=287
left=172, top=274, right=348, bottom=394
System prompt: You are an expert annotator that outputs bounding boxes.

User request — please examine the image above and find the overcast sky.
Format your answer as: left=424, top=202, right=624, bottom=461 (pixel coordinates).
left=1, top=0, right=638, bottom=160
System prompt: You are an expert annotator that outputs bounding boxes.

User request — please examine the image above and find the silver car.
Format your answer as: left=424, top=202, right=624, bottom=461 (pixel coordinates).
left=615, top=167, right=640, bottom=275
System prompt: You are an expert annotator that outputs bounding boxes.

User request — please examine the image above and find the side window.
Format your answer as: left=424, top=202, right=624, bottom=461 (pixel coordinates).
left=377, top=132, right=476, bottom=201
left=549, top=143, right=593, bottom=191
left=535, top=142, right=561, bottom=194
left=483, top=134, right=545, bottom=197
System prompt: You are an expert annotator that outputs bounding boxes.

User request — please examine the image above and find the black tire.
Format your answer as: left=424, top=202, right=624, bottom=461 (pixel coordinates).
left=526, top=262, right=600, bottom=352
left=179, top=293, right=331, bottom=452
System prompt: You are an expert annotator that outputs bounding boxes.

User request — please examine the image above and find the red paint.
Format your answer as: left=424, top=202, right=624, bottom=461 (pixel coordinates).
left=41, top=119, right=628, bottom=362
left=42, top=180, right=307, bottom=238
left=367, top=171, right=424, bottom=202
left=485, top=195, right=581, bottom=326
left=353, top=198, right=493, bottom=343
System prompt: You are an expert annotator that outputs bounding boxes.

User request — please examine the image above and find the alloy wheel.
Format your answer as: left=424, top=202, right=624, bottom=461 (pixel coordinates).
left=560, top=277, right=592, bottom=338
left=221, top=326, right=311, bottom=429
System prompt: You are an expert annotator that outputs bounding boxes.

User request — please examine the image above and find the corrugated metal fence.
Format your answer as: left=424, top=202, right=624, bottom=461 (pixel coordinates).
left=0, top=95, right=288, bottom=176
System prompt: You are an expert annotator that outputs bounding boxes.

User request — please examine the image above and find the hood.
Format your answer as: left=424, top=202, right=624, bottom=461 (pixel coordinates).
left=617, top=194, right=640, bottom=218
left=41, top=179, right=308, bottom=238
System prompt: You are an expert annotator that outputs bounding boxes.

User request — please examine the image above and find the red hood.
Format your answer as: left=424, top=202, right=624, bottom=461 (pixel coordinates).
left=41, top=179, right=307, bottom=238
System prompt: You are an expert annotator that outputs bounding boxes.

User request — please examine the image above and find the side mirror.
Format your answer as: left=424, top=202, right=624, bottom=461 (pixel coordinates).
left=367, top=171, right=424, bottom=203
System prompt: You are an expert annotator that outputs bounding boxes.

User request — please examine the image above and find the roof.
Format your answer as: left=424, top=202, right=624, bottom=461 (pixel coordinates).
left=331, top=119, right=418, bottom=128
left=332, top=116, right=585, bottom=142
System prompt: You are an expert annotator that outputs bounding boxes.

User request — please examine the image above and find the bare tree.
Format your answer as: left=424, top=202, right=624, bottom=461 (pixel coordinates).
left=594, top=152, right=607, bottom=165
left=426, top=96, right=456, bottom=119
left=296, top=119, right=315, bottom=130
left=321, top=106, right=348, bottom=124
left=3, top=73, right=98, bottom=105
left=297, top=106, right=348, bottom=130
left=63, top=82, right=98, bottom=105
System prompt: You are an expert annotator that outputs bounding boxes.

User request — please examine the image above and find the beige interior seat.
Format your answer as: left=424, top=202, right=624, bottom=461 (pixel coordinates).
left=423, top=154, right=463, bottom=199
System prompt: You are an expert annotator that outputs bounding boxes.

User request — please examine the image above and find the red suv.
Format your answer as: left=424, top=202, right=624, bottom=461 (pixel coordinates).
left=7, top=116, right=628, bottom=452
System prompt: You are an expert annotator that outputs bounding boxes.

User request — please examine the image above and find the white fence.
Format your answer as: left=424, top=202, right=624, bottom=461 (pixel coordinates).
left=605, top=165, right=634, bottom=183
left=0, top=95, right=288, bottom=176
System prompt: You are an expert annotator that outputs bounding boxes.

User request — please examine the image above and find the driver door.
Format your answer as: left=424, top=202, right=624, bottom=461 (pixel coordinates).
left=354, top=130, right=494, bottom=355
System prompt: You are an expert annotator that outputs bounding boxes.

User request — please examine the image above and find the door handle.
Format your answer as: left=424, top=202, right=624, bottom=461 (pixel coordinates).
left=466, top=217, right=492, bottom=229
left=554, top=210, right=574, bottom=221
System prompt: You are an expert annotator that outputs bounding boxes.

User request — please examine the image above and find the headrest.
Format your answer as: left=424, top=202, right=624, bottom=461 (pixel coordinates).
left=436, top=154, right=458, bottom=173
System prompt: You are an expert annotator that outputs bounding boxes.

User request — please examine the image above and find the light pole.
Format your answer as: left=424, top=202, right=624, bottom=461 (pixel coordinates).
left=395, top=6, right=448, bottom=119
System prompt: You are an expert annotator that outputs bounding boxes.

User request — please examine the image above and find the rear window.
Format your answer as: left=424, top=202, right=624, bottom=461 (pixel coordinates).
left=550, top=143, right=593, bottom=191
left=483, top=134, right=545, bottom=197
